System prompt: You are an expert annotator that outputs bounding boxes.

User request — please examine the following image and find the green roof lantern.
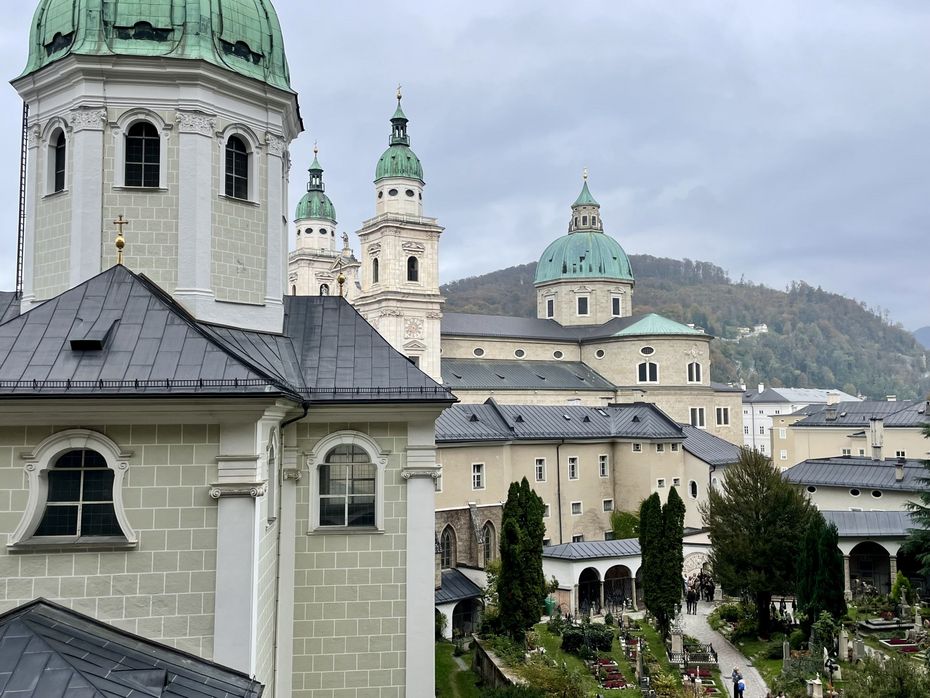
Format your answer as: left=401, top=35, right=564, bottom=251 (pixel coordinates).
left=21, top=0, right=292, bottom=91
left=295, top=144, right=336, bottom=222
left=535, top=171, right=634, bottom=285
left=375, top=87, right=424, bottom=183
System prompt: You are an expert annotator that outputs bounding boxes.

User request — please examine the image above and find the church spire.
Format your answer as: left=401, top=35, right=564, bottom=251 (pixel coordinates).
left=307, top=142, right=325, bottom=192
left=390, top=85, right=410, bottom=146
left=569, top=169, right=603, bottom=233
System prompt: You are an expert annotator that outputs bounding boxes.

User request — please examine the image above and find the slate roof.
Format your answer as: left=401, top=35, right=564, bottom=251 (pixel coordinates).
left=441, top=358, right=614, bottom=392
left=791, top=399, right=929, bottom=428
left=441, top=312, right=709, bottom=342
left=679, top=425, right=742, bottom=466
left=0, top=266, right=453, bottom=405
left=743, top=387, right=859, bottom=405
left=822, top=510, right=915, bottom=538
left=543, top=538, right=641, bottom=561
left=0, top=598, right=262, bottom=697
left=0, top=293, right=19, bottom=324
left=435, top=569, right=483, bottom=605
left=782, top=456, right=927, bottom=491
left=435, top=400, right=684, bottom=442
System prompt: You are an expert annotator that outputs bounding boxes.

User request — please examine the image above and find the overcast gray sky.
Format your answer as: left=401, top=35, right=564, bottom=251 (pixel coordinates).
left=1, top=1, right=927, bottom=329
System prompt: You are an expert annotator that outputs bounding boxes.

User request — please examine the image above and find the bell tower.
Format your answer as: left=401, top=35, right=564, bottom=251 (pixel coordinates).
left=355, top=91, right=444, bottom=381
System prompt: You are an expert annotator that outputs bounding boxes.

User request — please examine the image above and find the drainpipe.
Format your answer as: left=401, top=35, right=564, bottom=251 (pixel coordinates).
left=556, top=440, right=565, bottom=544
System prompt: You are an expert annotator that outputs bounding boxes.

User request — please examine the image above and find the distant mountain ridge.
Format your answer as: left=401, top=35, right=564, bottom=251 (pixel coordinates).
left=915, top=326, right=930, bottom=350
left=441, top=256, right=930, bottom=400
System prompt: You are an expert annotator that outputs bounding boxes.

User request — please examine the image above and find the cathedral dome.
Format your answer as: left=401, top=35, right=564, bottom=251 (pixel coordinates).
left=374, top=94, right=424, bottom=183
left=296, top=191, right=336, bottom=221
left=22, top=0, right=292, bottom=91
left=534, top=231, right=634, bottom=284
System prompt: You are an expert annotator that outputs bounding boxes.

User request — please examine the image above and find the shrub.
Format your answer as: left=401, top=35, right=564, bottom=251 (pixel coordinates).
left=766, top=641, right=786, bottom=660
left=481, top=686, right=546, bottom=698
left=604, top=612, right=614, bottom=626
left=789, top=629, right=806, bottom=651
left=559, top=623, right=613, bottom=655
left=718, top=603, right=743, bottom=623
left=546, top=614, right=565, bottom=636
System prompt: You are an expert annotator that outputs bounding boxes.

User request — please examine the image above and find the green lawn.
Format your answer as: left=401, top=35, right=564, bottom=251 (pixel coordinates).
left=436, top=642, right=481, bottom=698
left=732, top=635, right=785, bottom=688
left=533, top=623, right=638, bottom=695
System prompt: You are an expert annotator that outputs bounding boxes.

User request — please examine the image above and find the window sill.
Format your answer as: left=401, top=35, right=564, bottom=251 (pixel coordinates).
left=8, top=536, right=137, bottom=553
left=218, top=194, right=260, bottom=207
left=42, top=189, right=69, bottom=200
left=308, top=526, right=384, bottom=535
left=112, top=186, right=168, bottom=193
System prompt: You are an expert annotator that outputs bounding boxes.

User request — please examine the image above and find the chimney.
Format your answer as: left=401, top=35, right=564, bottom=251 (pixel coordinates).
left=825, top=405, right=837, bottom=422
left=826, top=392, right=839, bottom=406
left=758, top=383, right=765, bottom=394
left=869, top=417, right=884, bottom=461
left=895, top=457, right=905, bottom=483
left=886, top=395, right=897, bottom=402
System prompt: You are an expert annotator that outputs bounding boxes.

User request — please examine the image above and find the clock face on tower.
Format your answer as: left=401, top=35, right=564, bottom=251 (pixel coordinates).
left=404, top=317, right=424, bottom=339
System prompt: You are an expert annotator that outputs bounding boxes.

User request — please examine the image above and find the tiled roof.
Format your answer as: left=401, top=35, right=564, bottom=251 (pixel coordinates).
left=435, top=569, right=483, bottom=605
left=782, top=456, right=927, bottom=491
left=442, top=358, right=614, bottom=392
left=543, top=538, right=641, bottom=560
left=435, top=401, right=684, bottom=443
left=791, top=399, right=928, bottom=428
left=822, top=510, right=915, bottom=538
left=0, top=598, right=263, bottom=697
left=0, top=266, right=453, bottom=405
left=679, top=425, right=742, bottom=466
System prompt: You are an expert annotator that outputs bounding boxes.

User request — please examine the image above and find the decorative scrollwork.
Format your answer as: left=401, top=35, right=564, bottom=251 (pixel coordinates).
left=265, top=134, right=287, bottom=157
left=175, top=111, right=216, bottom=136
left=69, top=109, right=107, bottom=132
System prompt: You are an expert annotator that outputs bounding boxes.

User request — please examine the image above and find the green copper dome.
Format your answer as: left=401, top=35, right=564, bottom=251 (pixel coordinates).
left=295, top=151, right=336, bottom=221
left=534, top=231, right=634, bottom=284
left=21, top=0, right=292, bottom=91
left=375, top=95, right=423, bottom=183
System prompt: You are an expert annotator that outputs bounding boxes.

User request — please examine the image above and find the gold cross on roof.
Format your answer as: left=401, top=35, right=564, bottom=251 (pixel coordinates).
left=113, top=215, right=129, bottom=265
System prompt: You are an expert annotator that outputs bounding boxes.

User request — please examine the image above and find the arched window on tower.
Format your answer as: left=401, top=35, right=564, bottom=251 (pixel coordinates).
left=225, top=136, right=249, bottom=200
left=687, top=362, right=702, bottom=383
left=125, top=122, right=160, bottom=187
left=407, top=256, right=419, bottom=282
left=53, top=131, right=66, bottom=193
left=637, top=361, right=659, bottom=383
left=372, top=258, right=379, bottom=284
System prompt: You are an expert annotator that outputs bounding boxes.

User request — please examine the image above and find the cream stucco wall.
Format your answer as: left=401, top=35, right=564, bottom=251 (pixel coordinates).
left=776, top=420, right=930, bottom=468
left=536, top=280, right=634, bottom=325
left=802, top=484, right=916, bottom=512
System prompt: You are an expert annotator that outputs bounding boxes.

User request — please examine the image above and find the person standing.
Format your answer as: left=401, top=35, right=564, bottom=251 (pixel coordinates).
left=731, top=668, right=742, bottom=698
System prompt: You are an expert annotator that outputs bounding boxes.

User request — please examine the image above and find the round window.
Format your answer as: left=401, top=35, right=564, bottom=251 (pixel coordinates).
left=806, top=486, right=817, bottom=493
left=514, top=349, right=526, bottom=358
left=595, top=349, right=605, bottom=359
left=405, top=189, right=415, bottom=197
left=473, top=348, right=485, bottom=357
left=850, top=488, right=860, bottom=497
left=640, top=346, right=655, bottom=356
left=871, top=490, right=882, bottom=499
left=388, top=188, right=398, bottom=196
left=553, top=350, right=563, bottom=359
left=305, top=229, right=313, bottom=235
left=319, top=228, right=327, bottom=235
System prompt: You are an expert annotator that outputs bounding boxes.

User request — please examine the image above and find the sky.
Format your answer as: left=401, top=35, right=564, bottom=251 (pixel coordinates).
left=0, top=1, right=928, bottom=330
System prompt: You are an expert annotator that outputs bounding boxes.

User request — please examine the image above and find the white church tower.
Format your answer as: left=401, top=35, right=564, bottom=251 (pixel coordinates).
left=13, top=0, right=301, bottom=332
left=355, top=91, right=444, bottom=380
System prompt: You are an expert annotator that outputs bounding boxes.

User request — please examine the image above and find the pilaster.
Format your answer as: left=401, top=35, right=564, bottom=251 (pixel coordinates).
left=265, top=134, right=287, bottom=312
left=68, top=107, right=107, bottom=287
left=20, top=123, right=41, bottom=309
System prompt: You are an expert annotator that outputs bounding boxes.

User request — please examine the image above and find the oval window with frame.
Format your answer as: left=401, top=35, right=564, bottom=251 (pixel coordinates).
left=640, top=346, right=655, bottom=356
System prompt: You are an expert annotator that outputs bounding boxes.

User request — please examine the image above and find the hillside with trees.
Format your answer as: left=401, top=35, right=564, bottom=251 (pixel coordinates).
left=441, top=257, right=930, bottom=400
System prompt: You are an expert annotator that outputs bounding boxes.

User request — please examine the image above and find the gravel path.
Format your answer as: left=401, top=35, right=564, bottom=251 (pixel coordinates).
left=679, top=599, right=770, bottom=698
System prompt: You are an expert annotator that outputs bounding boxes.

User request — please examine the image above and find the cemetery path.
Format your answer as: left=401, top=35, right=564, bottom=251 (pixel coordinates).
left=679, top=600, right=770, bottom=698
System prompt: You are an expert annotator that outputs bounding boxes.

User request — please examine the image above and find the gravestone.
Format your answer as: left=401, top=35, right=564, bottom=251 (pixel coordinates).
left=809, top=676, right=823, bottom=698
left=853, top=638, right=864, bottom=662
left=838, top=628, right=848, bottom=662
left=671, top=632, right=684, bottom=655
left=782, top=640, right=791, bottom=668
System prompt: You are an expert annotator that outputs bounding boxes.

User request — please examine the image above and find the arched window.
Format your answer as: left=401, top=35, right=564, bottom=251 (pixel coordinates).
left=53, top=131, right=66, bottom=193
left=407, top=256, right=419, bottom=282
left=125, top=122, right=161, bottom=187
left=11, top=429, right=136, bottom=547
left=637, top=361, right=659, bottom=383
left=266, top=432, right=278, bottom=524
left=687, top=362, right=702, bottom=383
left=319, top=444, right=376, bottom=527
left=689, top=480, right=699, bottom=499
left=441, top=526, right=456, bottom=569
left=319, top=284, right=330, bottom=296
left=482, top=521, right=496, bottom=564
left=372, top=258, right=379, bottom=284
left=225, top=136, right=249, bottom=200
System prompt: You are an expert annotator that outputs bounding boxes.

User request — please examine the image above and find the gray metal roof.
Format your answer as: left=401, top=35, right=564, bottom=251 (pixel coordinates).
left=0, top=293, right=19, bottom=324
left=442, top=358, right=614, bottom=391
left=543, top=538, right=641, bottom=560
left=792, top=399, right=928, bottom=428
left=435, top=569, right=484, bottom=605
left=782, top=456, right=927, bottom=491
left=0, top=598, right=263, bottom=697
left=441, top=312, right=702, bottom=342
left=679, top=425, right=742, bottom=466
left=0, top=266, right=453, bottom=405
left=821, top=510, right=915, bottom=538
left=436, top=401, right=684, bottom=442
left=743, top=387, right=859, bottom=405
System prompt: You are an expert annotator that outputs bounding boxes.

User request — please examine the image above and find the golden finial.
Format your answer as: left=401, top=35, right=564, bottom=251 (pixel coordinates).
left=113, top=215, right=129, bottom=265
left=313, top=140, right=319, bottom=157
left=583, top=167, right=589, bottom=182
left=337, top=271, right=347, bottom=296
left=397, top=83, right=402, bottom=102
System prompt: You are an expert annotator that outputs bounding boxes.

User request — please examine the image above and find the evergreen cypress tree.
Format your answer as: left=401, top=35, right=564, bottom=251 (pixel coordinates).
left=639, top=493, right=663, bottom=618
left=814, top=521, right=847, bottom=621
left=796, top=516, right=820, bottom=617
left=904, top=425, right=930, bottom=575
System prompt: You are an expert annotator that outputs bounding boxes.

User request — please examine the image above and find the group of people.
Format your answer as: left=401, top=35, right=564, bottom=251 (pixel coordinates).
left=683, top=572, right=715, bottom=614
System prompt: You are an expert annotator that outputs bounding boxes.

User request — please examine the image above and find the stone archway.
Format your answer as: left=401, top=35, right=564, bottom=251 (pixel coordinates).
left=578, top=567, right=601, bottom=615
left=849, top=541, right=892, bottom=595
left=604, top=565, right=633, bottom=614
left=683, top=552, right=709, bottom=578
left=451, top=598, right=482, bottom=637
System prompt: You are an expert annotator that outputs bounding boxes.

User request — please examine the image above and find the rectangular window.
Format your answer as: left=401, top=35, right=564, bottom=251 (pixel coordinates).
left=759, top=426, right=766, bottom=435
left=780, top=450, right=788, bottom=461
left=572, top=534, right=584, bottom=543
left=543, top=538, right=551, bottom=546
left=858, top=448, right=865, bottom=456
left=715, top=407, right=730, bottom=426
left=842, top=449, right=851, bottom=456
left=670, top=443, right=680, bottom=452
left=687, top=362, right=702, bottom=383
left=656, top=443, right=665, bottom=453
left=896, top=450, right=907, bottom=458
left=744, top=426, right=750, bottom=435
left=603, top=499, right=614, bottom=512
left=638, top=362, right=659, bottom=383
left=760, top=444, right=766, bottom=453
left=577, top=296, right=589, bottom=316
left=779, top=428, right=787, bottom=439
left=672, top=477, right=681, bottom=487
left=543, top=504, right=550, bottom=518
left=472, top=463, right=484, bottom=490
left=656, top=478, right=666, bottom=488
left=535, top=458, right=546, bottom=482
left=605, top=531, right=615, bottom=541
left=546, top=298, right=554, bottom=318
left=571, top=501, right=582, bottom=516
left=568, top=457, right=579, bottom=480
left=689, top=407, right=706, bottom=429
left=632, top=443, right=642, bottom=453
left=611, top=296, right=621, bottom=317
left=598, top=454, right=609, bottom=478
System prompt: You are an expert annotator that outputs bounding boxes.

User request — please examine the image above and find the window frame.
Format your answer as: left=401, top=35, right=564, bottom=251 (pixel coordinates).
left=266, top=429, right=279, bottom=525
left=689, top=407, right=706, bottom=429
left=11, top=429, right=137, bottom=548
left=688, top=480, right=699, bottom=499
left=576, top=295, right=590, bottom=317
left=472, top=462, right=485, bottom=490
left=598, top=454, right=609, bottom=478
left=570, top=501, right=582, bottom=516
left=407, top=256, right=420, bottom=282
left=535, top=457, right=547, bottom=482
left=545, top=297, right=555, bottom=318
left=602, top=499, right=614, bottom=512
left=482, top=521, right=496, bottom=563
left=567, top=456, right=579, bottom=480
left=687, top=361, right=702, bottom=383
left=307, top=431, right=387, bottom=533
left=219, top=126, right=260, bottom=202
left=52, top=129, right=67, bottom=194
left=611, top=295, right=621, bottom=317
left=637, top=360, right=659, bottom=384
left=715, top=406, right=730, bottom=426
left=440, top=526, right=456, bottom=569
left=224, top=135, right=250, bottom=200
left=113, top=110, right=169, bottom=189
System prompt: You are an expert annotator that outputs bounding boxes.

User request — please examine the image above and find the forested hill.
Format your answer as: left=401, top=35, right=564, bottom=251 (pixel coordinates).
left=441, top=256, right=930, bottom=400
